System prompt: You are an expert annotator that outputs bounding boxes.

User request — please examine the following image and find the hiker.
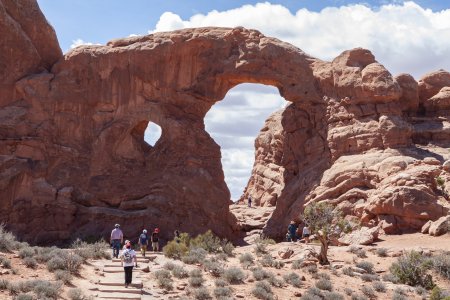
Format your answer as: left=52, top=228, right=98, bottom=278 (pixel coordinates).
left=285, top=231, right=292, bottom=242
left=120, top=241, right=137, bottom=288
left=302, top=224, right=310, bottom=244
left=138, top=229, right=149, bottom=257
left=151, top=228, right=160, bottom=252
left=288, top=220, right=298, bottom=242
left=110, top=224, right=123, bottom=258
left=248, top=195, right=252, bottom=208
left=174, top=229, right=181, bottom=243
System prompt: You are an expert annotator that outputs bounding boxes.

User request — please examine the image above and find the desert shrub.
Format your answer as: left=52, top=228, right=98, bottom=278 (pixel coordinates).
left=71, top=238, right=111, bottom=261
left=415, top=286, right=427, bottom=296
left=376, top=248, right=388, bottom=257
left=390, top=250, right=434, bottom=289
left=192, top=287, right=212, bottom=299
left=253, top=237, right=275, bottom=256
left=323, top=292, right=344, bottom=300
left=32, top=280, right=63, bottom=299
left=260, top=254, right=274, bottom=267
left=223, top=267, right=245, bottom=284
left=172, top=265, right=189, bottom=279
left=348, top=246, right=359, bottom=254
left=0, top=279, right=9, bottom=290
left=221, top=240, right=235, bottom=257
left=361, top=274, right=379, bottom=282
left=361, top=285, right=375, bottom=298
left=189, top=275, right=205, bottom=287
left=163, top=240, right=189, bottom=259
left=239, top=253, right=254, bottom=268
left=432, top=252, right=450, bottom=280
left=301, top=287, right=323, bottom=299
left=163, top=261, right=176, bottom=271
left=1, top=257, right=11, bottom=268
left=283, top=272, right=301, bottom=287
left=392, top=292, right=407, bottom=300
left=0, top=224, right=18, bottom=253
left=19, top=247, right=36, bottom=259
left=203, top=259, right=224, bottom=277
left=215, top=278, right=228, bottom=287
left=382, top=273, right=399, bottom=283
left=356, top=261, right=374, bottom=274
left=306, top=264, right=318, bottom=274
left=216, top=252, right=229, bottom=261
left=351, top=294, right=369, bottom=300
left=68, top=288, right=89, bottom=300
left=182, top=248, right=207, bottom=264
left=267, top=275, right=284, bottom=288
left=214, top=286, right=232, bottom=298
left=47, top=256, right=65, bottom=272
left=252, top=267, right=272, bottom=281
left=372, top=281, right=386, bottom=292
left=292, top=259, right=303, bottom=269
left=315, top=278, right=332, bottom=291
left=343, top=267, right=354, bottom=276
left=46, top=251, right=83, bottom=274
left=344, top=287, right=353, bottom=296
left=356, top=249, right=367, bottom=258
left=317, top=272, right=330, bottom=280
left=252, top=281, right=273, bottom=300
left=155, top=269, right=173, bottom=291
left=15, top=294, right=33, bottom=300
left=23, top=257, right=37, bottom=269
left=271, top=259, right=284, bottom=269
left=429, top=286, right=450, bottom=300
left=8, top=282, right=22, bottom=295
left=190, top=230, right=222, bottom=253
left=55, top=270, right=72, bottom=285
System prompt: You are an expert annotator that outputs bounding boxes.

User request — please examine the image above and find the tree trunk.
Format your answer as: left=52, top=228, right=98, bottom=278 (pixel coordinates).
left=318, top=235, right=329, bottom=265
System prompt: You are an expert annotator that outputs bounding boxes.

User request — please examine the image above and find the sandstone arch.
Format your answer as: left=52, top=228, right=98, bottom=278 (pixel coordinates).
left=1, top=0, right=450, bottom=243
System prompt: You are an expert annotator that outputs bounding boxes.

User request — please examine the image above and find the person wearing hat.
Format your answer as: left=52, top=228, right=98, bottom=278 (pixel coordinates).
left=288, top=220, right=298, bottom=242
left=110, top=224, right=123, bottom=258
left=120, top=241, right=137, bottom=288
left=138, top=229, right=149, bottom=257
left=151, top=228, right=160, bottom=252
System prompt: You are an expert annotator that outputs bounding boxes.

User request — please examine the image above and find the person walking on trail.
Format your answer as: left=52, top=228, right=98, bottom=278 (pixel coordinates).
left=120, top=241, right=137, bottom=288
left=248, top=195, right=252, bottom=208
left=151, top=228, right=160, bottom=252
left=302, top=224, right=311, bottom=244
left=288, top=220, right=298, bottom=242
left=138, top=229, right=149, bottom=257
left=110, top=224, right=123, bottom=258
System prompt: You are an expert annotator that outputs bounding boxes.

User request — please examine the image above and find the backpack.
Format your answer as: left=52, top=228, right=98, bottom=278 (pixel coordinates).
left=139, top=233, right=148, bottom=244
left=123, top=249, right=133, bottom=264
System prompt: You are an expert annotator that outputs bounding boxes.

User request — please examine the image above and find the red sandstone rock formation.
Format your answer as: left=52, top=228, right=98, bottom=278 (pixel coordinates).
left=1, top=0, right=449, bottom=243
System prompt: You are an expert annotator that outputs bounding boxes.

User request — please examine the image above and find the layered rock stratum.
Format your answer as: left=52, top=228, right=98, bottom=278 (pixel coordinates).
left=1, top=0, right=449, bottom=243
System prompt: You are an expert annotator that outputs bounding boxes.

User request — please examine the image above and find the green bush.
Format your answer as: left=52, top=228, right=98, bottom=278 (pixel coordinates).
left=252, top=267, right=272, bottom=281
left=71, top=238, right=111, bottom=260
left=32, top=280, right=63, bottom=299
left=189, top=269, right=205, bottom=287
left=252, top=281, right=273, bottom=300
left=223, top=267, right=245, bottom=284
left=190, top=230, right=222, bottom=253
left=260, top=254, right=274, bottom=267
left=390, top=250, right=434, bottom=289
left=429, top=286, right=450, bottom=300
left=163, top=240, right=189, bottom=259
left=203, top=259, right=224, bottom=277
left=0, top=224, right=18, bottom=253
left=239, top=253, right=254, bottom=268
left=23, top=257, right=37, bottom=269
left=47, top=256, right=65, bottom=272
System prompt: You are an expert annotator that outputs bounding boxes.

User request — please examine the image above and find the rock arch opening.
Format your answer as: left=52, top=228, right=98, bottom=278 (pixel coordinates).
left=144, top=122, right=162, bottom=147
left=205, top=83, right=287, bottom=203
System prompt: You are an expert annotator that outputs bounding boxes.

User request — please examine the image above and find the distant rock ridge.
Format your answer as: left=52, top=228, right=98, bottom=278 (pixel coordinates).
left=1, top=0, right=449, bottom=243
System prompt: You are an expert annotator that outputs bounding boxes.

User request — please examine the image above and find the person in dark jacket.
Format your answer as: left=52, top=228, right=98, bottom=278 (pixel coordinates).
left=287, top=221, right=298, bottom=242
left=151, top=228, right=160, bottom=252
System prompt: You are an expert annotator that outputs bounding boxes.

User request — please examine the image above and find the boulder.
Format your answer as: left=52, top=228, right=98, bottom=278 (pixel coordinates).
left=421, top=221, right=432, bottom=234
left=278, top=247, right=294, bottom=259
left=338, top=227, right=379, bottom=245
left=429, top=216, right=450, bottom=236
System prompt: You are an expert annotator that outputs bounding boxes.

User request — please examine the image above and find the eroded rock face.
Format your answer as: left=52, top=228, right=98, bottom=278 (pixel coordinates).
left=1, top=0, right=450, bottom=243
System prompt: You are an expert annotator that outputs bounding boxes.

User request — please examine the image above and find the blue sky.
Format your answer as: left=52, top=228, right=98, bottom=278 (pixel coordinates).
left=36, top=0, right=450, bottom=200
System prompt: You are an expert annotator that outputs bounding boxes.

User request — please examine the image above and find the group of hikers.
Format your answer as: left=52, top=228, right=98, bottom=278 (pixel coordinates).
left=286, top=220, right=310, bottom=243
left=109, top=224, right=161, bottom=288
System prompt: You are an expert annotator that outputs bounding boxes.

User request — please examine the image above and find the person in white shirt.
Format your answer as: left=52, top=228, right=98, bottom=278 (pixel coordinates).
left=302, top=225, right=311, bottom=244
left=120, top=241, right=137, bottom=288
left=110, top=224, right=124, bottom=258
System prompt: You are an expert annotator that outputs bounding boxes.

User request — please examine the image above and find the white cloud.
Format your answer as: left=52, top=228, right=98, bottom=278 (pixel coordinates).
left=149, top=2, right=450, bottom=200
left=70, top=38, right=101, bottom=49
left=151, top=1, right=450, bottom=78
